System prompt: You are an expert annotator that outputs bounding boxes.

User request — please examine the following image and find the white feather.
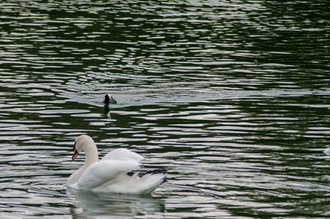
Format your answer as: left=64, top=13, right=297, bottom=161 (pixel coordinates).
left=68, top=135, right=166, bottom=194
left=102, top=148, right=144, bottom=161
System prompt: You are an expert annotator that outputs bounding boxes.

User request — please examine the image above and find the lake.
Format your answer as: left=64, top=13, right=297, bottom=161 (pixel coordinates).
left=0, top=0, right=329, bottom=218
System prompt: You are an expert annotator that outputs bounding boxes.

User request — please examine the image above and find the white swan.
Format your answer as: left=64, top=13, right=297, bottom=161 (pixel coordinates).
left=67, top=135, right=167, bottom=194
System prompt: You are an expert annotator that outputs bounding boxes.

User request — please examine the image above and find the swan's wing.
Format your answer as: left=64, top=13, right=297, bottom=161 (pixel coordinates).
left=77, top=159, right=140, bottom=190
left=102, top=148, right=144, bottom=162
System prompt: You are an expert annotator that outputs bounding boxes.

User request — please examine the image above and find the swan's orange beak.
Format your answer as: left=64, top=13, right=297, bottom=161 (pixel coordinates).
left=72, top=142, right=79, bottom=160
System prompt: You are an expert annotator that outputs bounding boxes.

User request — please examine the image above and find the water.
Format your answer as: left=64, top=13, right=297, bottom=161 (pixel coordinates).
left=0, top=0, right=330, bottom=218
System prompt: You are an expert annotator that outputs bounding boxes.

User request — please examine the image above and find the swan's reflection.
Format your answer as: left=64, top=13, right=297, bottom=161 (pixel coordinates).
left=68, top=188, right=165, bottom=218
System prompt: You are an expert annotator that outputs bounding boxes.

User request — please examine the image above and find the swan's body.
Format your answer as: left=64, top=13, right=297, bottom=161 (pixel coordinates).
left=68, top=135, right=166, bottom=194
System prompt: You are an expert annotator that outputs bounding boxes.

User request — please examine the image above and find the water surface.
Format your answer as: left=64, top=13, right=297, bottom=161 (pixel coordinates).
left=0, top=0, right=330, bottom=218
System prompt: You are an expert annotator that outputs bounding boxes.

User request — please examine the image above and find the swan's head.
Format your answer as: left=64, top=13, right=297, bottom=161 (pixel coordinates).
left=72, top=135, right=96, bottom=160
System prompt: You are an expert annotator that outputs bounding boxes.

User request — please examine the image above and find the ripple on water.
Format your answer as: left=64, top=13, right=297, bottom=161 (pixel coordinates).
left=0, top=0, right=330, bottom=218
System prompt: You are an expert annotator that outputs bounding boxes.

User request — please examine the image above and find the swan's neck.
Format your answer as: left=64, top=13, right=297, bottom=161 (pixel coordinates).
left=84, top=143, right=99, bottom=166
left=68, top=140, right=99, bottom=186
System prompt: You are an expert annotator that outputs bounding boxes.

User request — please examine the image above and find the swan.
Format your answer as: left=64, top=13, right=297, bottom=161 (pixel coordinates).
left=324, top=148, right=330, bottom=155
left=67, top=135, right=167, bottom=194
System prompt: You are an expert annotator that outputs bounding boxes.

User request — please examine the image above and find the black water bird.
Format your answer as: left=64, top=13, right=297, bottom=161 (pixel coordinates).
left=103, top=94, right=117, bottom=117
left=103, top=94, right=117, bottom=104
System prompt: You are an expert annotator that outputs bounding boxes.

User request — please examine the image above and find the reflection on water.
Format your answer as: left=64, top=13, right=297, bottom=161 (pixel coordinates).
left=68, top=189, right=165, bottom=218
left=0, top=0, right=330, bottom=218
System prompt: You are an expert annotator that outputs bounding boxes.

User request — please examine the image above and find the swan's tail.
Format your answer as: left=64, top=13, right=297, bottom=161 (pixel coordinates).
left=102, top=169, right=167, bottom=194
left=128, top=169, right=167, bottom=184
left=126, top=169, right=167, bottom=194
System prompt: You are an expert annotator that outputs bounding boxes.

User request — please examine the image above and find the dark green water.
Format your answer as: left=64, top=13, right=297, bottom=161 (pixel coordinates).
left=0, top=0, right=329, bottom=218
